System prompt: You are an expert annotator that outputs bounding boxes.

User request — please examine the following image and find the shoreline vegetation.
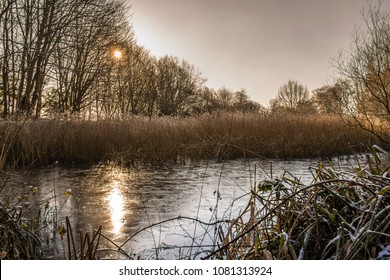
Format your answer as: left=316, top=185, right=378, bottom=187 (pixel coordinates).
left=0, top=113, right=380, bottom=168
left=208, top=150, right=390, bottom=260
left=0, top=112, right=389, bottom=260
left=0, top=144, right=389, bottom=260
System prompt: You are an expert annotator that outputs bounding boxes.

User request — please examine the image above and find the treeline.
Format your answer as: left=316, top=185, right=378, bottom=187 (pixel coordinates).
left=1, top=1, right=389, bottom=147
left=0, top=0, right=261, bottom=119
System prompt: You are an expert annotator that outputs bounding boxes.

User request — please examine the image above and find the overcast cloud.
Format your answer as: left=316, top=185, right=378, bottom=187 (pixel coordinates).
left=130, top=0, right=375, bottom=105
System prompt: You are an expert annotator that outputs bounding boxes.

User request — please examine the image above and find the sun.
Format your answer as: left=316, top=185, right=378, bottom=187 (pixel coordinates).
left=113, top=50, right=122, bottom=59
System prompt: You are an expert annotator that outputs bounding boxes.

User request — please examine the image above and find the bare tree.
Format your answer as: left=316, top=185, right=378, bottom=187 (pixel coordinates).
left=0, top=0, right=136, bottom=119
left=0, top=0, right=16, bottom=21
left=232, top=89, right=260, bottom=112
left=155, top=56, right=204, bottom=116
left=115, top=44, right=158, bottom=117
left=271, top=79, right=310, bottom=113
left=312, top=82, right=345, bottom=114
left=0, top=0, right=92, bottom=118
left=216, top=87, right=234, bottom=111
left=189, top=86, right=219, bottom=114
left=1, top=0, right=265, bottom=119
left=334, top=0, right=390, bottom=144
left=51, top=0, right=132, bottom=116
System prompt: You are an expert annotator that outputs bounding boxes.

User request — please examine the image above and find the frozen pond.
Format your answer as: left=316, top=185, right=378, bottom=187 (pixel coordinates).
left=1, top=156, right=360, bottom=259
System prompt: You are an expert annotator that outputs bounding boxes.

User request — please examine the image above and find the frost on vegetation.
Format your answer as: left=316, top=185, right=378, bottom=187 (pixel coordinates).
left=348, top=232, right=357, bottom=242
left=377, top=245, right=390, bottom=260
left=328, top=235, right=340, bottom=246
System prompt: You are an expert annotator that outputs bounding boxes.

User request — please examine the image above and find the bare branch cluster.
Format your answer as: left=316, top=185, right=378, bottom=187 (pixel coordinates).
left=333, top=0, right=390, bottom=144
left=0, top=1, right=260, bottom=119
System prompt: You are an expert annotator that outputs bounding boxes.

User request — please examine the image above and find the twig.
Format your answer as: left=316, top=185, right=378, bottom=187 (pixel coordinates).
left=201, top=178, right=366, bottom=259
left=119, top=216, right=230, bottom=248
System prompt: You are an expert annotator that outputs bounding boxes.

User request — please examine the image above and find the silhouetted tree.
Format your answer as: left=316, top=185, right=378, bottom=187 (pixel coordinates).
left=270, top=80, right=311, bottom=113
left=52, top=0, right=132, bottom=115
left=119, top=45, right=158, bottom=116
left=232, top=89, right=261, bottom=112
left=216, top=87, right=234, bottom=111
left=312, top=83, right=344, bottom=114
left=1, top=0, right=263, bottom=119
left=155, top=56, right=204, bottom=116
left=0, top=0, right=97, bottom=118
left=334, top=0, right=390, bottom=144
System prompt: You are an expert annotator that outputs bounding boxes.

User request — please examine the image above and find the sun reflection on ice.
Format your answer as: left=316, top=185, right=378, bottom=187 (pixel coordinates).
left=108, top=182, right=124, bottom=235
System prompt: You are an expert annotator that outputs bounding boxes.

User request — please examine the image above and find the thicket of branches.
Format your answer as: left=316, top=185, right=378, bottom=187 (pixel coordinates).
left=0, top=0, right=260, bottom=119
left=333, top=0, right=390, bottom=145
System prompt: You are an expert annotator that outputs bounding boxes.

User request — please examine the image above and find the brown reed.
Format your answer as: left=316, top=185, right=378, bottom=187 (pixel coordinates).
left=0, top=113, right=380, bottom=168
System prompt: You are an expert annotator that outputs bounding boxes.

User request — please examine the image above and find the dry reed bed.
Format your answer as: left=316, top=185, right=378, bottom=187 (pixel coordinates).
left=205, top=149, right=390, bottom=260
left=0, top=113, right=377, bottom=167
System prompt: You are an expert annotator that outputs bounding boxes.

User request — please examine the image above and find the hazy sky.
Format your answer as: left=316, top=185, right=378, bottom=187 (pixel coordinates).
left=130, top=0, right=372, bottom=105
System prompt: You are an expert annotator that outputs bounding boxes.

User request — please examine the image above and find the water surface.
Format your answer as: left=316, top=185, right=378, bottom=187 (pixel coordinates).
left=1, top=156, right=359, bottom=259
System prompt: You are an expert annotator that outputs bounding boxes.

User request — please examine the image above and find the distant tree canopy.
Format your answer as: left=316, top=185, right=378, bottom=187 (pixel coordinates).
left=0, top=0, right=260, bottom=119
left=270, top=79, right=315, bottom=114
left=312, top=82, right=345, bottom=115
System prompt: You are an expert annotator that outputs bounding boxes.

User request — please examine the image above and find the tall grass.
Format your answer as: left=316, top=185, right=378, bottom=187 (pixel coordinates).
left=203, top=147, right=390, bottom=260
left=116, top=147, right=389, bottom=260
left=0, top=182, right=74, bottom=259
left=0, top=113, right=379, bottom=168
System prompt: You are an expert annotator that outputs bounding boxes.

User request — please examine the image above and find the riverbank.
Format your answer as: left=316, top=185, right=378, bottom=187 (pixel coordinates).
left=0, top=113, right=379, bottom=168
left=1, top=147, right=388, bottom=260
